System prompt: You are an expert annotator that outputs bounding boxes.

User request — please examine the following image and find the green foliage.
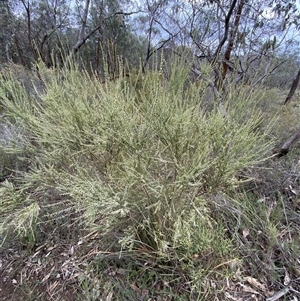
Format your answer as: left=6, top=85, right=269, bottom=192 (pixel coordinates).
left=0, top=60, right=274, bottom=297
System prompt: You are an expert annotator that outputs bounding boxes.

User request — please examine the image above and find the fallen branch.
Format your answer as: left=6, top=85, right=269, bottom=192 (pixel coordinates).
left=277, top=127, right=300, bottom=157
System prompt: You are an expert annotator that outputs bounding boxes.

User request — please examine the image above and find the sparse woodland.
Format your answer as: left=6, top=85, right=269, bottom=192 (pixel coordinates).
left=1, top=1, right=300, bottom=300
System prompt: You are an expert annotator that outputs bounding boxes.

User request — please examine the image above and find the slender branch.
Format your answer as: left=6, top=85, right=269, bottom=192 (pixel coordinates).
left=251, top=58, right=288, bottom=87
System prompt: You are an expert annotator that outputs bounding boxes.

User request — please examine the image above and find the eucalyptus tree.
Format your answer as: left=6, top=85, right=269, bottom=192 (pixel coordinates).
left=1, top=0, right=299, bottom=86
left=134, top=0, right=300, bottom=91
left=0, top=0, right=26, bottom=64
left=0, top=0, right=143, bottom=70
left=134, top=0, right=184, bottom=68
left=66, top=0, right=145, bottom=76
left=81, top=0, right=145, bottom=74
left=6, top=0, right=72, bottom=67
left=186, top=0, right=299, bottom=89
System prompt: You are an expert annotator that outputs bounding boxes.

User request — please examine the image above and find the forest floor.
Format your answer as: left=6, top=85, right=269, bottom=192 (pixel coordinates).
left=1, top=230, right=300, bottom=301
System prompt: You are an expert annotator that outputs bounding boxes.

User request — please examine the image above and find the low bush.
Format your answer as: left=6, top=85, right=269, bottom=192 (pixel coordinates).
left=0, top=61, right=276, bottom=299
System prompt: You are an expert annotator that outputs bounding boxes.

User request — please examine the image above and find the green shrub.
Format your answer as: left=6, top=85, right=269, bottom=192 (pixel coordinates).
left=0, top=61, right=273, bottom=285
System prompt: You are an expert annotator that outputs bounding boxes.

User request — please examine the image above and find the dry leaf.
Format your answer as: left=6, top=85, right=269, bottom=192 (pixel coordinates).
left=35, top=243, right=47, bottom=251
left=130, top=283, right=141, bottom=294
left=265, top=290, right=275, bottom=297
left=243, top=228, right=250, bottom=238
left=289, top=185, right=297, bottom=195
left=225, top=292, right=242, bottom=301
left=244, top=276, right=267, bottom=292
left=284, top=270, right=291, bottom=286
left=240, top=283, right=260, bottom=294
left=47, top=245, right=56, bottom=252
left=266, top=287, right=289, bottom=301
left=42, top=266, right=55, bottom=283
left=31, top=250, right=41, bottom=258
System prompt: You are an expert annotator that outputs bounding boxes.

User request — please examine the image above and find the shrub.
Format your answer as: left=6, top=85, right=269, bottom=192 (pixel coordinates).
left=0, top=61, right=274, bottom=291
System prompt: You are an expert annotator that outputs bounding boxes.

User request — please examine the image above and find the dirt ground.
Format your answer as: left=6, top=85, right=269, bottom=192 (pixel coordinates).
left=1, top=241, right=299, bottom=301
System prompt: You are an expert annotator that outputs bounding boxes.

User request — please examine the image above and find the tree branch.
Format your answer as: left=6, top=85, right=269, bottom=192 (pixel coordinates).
left=71, top=9, right=140, bottom=56
left=212, top=0, right=239, bottom=64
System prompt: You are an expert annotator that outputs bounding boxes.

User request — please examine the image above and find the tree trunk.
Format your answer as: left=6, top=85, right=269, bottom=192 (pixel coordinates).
left=20, top=0, right=36, bottom=62
left=71, top=0, right=91, bottom=56
left=212, top=0, right=238, bottom=64
left=284, top=68, right=300, bottom=105
left=213, top=0, right=246, bottom=91
left=220, top=0, right=246, bottom=85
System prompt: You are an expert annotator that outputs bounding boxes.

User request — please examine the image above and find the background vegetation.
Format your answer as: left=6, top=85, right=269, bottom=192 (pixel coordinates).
left=0, top=0, right=300, bottom=300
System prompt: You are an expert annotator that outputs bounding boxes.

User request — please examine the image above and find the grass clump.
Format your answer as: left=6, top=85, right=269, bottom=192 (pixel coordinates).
left=0, top=60, right=275, bottom=299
